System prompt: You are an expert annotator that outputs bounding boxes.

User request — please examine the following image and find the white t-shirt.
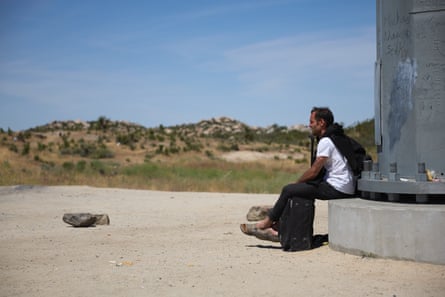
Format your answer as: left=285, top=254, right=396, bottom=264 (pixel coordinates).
left=316, top=137, right=355, bottom=195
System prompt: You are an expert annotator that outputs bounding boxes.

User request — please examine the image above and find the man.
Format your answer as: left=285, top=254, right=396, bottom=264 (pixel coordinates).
left=240, top=107, right=355, bottom=241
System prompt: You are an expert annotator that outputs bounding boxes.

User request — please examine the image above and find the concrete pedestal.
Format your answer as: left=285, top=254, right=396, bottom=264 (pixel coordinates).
left=328, top=199, right=445, bottom=265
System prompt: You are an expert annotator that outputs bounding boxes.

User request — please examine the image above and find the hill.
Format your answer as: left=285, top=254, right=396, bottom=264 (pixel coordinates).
left=0, top=117, right=375, bottom=193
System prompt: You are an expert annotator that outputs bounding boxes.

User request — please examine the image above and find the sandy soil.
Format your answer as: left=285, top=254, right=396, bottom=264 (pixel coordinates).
left=0, top=186, right=444, bottom=297
left=221, top=151, right=304, bottom=162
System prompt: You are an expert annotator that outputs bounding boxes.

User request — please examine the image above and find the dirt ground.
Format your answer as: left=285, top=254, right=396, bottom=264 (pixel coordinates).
left=0, top=186, right=444, bottom=297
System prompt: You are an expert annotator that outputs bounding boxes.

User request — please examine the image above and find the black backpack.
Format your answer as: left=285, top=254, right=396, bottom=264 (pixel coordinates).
left=310, top=124, right=372, bottom=193
left=328, top=134, right=370, bottom=177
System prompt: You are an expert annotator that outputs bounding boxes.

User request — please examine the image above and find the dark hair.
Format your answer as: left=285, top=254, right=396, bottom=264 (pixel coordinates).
left=311, top=107, right=334, bottom=127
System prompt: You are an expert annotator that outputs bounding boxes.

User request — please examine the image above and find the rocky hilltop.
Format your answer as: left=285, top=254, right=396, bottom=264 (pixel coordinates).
left=1, top=116, right=314, bottom=166
left=28, top=116, right=310, bottom=138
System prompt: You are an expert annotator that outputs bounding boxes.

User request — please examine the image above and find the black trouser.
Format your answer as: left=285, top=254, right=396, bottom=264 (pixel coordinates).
left=268, top=181, right=352, bottom=222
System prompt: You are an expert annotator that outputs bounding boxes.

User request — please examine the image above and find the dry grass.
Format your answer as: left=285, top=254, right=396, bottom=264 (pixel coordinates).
left=0, top=130, right=310, bottom=194
left=1, top=118, right=375, bottom=193
left=0, top=157, right=307, bottom=193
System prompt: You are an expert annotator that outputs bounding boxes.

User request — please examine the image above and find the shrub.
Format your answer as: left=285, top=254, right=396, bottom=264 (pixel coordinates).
left=21, top=143, right=30, bottom=155
left=216, top=144, right=231, bottom=152
left=37, top=142, right=47, bottom=151
left=144, top=153, right=154, bottom=162
left=76, top=160, right=86, bottom=171
left=295, top=158, right=308, bottom=164
left=9, top=144, right=18, bottom=153
left=168, top=144, right=180, bottom=154
left=93, top=146, right=114, bottom=158
left=205, top=150, right=214, bottom=158
left=62, top=162, right=75, bottom=170
left=40, top=161, right=55, bottom=171
left=90, top=160, right=106, bottom=175
left=148, top=130, right=156, bottom=141
left=156, top=145, right=164, bottom=154
left=184, top=141, right=202, bottom=152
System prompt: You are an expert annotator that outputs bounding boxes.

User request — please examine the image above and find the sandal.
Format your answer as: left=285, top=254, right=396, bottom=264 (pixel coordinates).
left=240, top=223, right=280, bottom=242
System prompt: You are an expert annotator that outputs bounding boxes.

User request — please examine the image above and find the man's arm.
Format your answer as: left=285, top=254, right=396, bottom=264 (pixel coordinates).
left=296, top=156, right=327, bottom=183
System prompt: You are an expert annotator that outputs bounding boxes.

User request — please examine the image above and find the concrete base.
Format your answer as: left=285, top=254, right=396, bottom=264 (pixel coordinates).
left=328, top=199, right=445, bottom=265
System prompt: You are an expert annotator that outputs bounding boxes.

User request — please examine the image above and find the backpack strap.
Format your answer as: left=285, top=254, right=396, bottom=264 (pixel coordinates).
left=329, top=134, right=359, bottom=174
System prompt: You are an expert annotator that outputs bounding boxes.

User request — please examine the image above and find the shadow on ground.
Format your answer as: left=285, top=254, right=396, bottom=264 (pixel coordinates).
left=247, top=234, right=329, bottom=250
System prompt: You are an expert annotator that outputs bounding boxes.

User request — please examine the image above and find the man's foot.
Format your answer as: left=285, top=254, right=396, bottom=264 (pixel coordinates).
left=240, top=223, right=279, bottom=242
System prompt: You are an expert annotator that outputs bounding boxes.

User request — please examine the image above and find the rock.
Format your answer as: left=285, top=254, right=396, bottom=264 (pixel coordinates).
left=246, top=205, right=272, bottom=221
left=93, top=214, right=110, bottom=225
left=63, top=213, right=110, bottom=227
left=63, top=213, right=96, bottom=227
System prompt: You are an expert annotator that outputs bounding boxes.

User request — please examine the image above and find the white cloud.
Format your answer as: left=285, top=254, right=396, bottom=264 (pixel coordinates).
left=223, top=27, right=375, bottom=95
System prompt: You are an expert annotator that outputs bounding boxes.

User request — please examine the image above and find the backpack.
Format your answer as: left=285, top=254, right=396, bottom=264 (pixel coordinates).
left=327, top=133, right=372, bottom=196
left=329, top=134, right=371, bottom=177
left=310, top=124, right=372, bottom=194
left=311, top=133, right=370, bottom=177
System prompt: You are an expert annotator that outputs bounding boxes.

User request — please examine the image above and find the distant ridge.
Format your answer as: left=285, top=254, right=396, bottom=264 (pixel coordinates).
left=22, top=116, right=373, bottom=149
left=27, top=116, right=311, bottom=138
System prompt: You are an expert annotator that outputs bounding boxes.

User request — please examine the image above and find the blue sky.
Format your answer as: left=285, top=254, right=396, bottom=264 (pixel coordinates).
left=0, top=0, right=376, bottom=131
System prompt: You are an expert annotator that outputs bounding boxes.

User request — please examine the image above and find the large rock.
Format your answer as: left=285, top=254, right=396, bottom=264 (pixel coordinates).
left=63, top=213, right=110, bottom=227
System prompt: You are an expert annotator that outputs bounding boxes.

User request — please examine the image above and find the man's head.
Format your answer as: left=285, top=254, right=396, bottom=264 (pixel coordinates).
left=309, top=107, right=334, bottom=137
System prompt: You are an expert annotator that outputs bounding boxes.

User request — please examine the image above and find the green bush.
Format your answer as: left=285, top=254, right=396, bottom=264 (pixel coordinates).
left=37, top=142, right=47, bottom=151
left=9, top=144, right=18, bottom=153
left=76, top=160, right=87, bottom=172
left=93, top=146, right=114, bottom=158
left=205, top=150, right=214, bottom=158
left=90, top=160, right=106, bottom=174
left=144, top=153, right=154, bottom=162
left=62, top=162, right=75, bottom=170
left=21, top=143, right=30, bottom=155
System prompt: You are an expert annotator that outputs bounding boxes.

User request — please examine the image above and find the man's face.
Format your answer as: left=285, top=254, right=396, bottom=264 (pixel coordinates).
left=309, top=112, right=324, bottom=137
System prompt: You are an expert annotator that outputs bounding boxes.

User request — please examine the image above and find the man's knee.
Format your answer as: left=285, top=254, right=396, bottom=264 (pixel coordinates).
left=281, top=182, right=317, bottom=199
left=281, top=183, right=297, bottom=196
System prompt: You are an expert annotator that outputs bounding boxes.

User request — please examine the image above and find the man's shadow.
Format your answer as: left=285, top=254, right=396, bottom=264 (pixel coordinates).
left=247, top=234, right=329, bottom=250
